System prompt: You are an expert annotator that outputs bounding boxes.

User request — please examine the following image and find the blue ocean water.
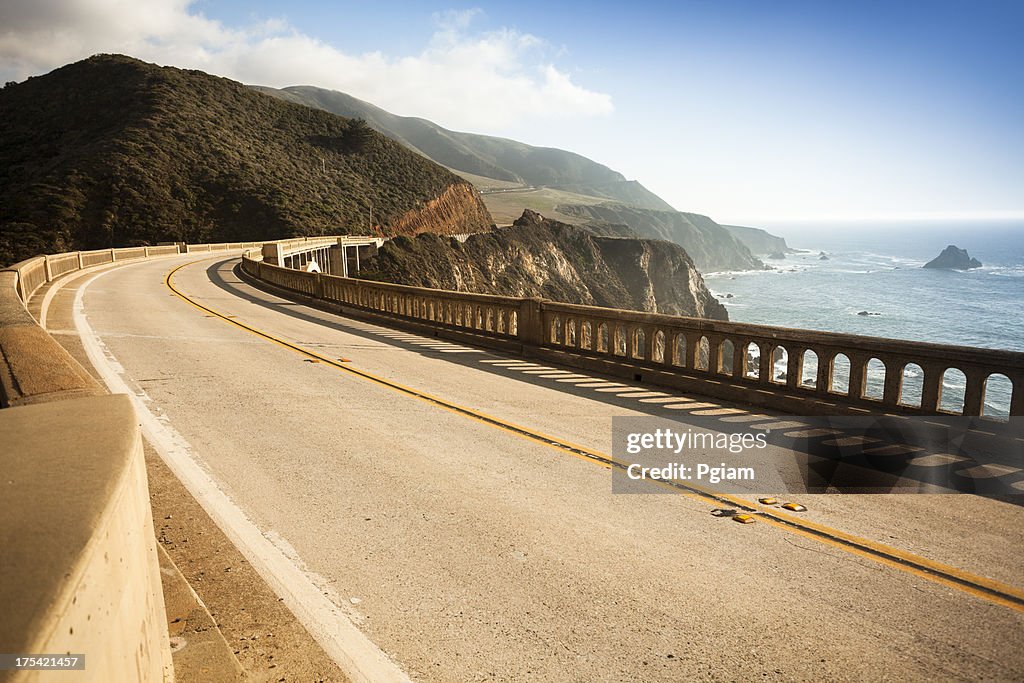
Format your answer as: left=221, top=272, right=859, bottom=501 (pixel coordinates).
left=704, top=221, right=1024, bottom=415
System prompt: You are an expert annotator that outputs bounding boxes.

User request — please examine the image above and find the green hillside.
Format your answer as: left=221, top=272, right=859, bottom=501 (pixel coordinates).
left=0, top=55, right=491, bottom=265
left=253, top=85, right=674, bottom=212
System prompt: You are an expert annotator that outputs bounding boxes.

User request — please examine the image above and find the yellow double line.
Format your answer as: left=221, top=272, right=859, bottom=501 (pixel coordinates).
left=167, top=259, right=1024, bottom=613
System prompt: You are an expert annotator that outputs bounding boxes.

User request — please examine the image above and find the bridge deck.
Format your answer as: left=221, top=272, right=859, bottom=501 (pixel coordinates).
left=58, top=253, right=1024, bottom=681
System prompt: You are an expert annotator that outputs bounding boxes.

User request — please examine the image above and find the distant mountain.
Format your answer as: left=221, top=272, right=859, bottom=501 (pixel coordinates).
left=252, top=83, right=786, bottom=273
left=0, top=55, right=491, bottom=265
left=360, top=210, right=727, bottom=320
left=555, top=203, right=764, bottom=273
left=253, top=85, right=675, bottom=212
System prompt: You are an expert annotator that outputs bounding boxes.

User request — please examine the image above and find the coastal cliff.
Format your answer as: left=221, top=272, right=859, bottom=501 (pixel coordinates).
left=360, top=210, right=727, bottom=320
left=555, top=203, right=764, bottom=273
left=722, top=225, right=792, bottom=256
left=389, top=184, right=493, bottom=237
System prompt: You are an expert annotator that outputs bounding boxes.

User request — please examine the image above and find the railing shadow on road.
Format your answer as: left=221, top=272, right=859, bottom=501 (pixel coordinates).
left=203, top=257, right=1024, bottom=501
left=205, top=258, right=773, bottom=416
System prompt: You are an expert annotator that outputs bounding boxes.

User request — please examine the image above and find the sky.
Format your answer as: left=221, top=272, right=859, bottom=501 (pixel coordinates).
left=1, top=0, right=1022, bottom=225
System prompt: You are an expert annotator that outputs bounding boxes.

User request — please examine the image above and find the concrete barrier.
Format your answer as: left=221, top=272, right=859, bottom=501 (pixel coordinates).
left=0, top=271, right=103, bottom=408
left=0, top=395, right=172, bottom=682
left=0, top=235, right=347, bottom=682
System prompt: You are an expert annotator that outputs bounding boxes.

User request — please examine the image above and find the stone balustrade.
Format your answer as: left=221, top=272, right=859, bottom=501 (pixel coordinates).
left=537, top=302, right=1023, bottom=418
left=244, top=255, right=523, bottom=345
left=244, top=253, right=1023, bottom=419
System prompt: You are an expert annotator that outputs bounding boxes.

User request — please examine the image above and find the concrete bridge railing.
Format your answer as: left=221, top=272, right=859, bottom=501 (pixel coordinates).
left=260, top=236, right=386, bottom=276
left=241, top=255, right=1023, bottom=419
left=0, top=235, right=351, bottom=682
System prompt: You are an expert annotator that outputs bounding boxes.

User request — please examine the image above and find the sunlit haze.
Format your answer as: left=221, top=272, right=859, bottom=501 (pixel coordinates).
left=2, top=0, right=1021, bottom=225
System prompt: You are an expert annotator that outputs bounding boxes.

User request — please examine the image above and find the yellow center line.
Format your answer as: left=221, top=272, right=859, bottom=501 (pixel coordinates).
left=167, top=258, right=1024, bottom=613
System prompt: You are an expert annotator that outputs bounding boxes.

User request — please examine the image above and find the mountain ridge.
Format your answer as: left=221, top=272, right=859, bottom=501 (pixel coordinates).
left=253, top=83, right=791, bottom=273
left=0, top=55, right=492, bottom=265
left=253, top=84, right=675, bottom=212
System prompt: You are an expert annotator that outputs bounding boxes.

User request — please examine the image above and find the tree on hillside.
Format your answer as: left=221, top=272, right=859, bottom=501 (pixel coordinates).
left=344, top=118, right=374, bottom=153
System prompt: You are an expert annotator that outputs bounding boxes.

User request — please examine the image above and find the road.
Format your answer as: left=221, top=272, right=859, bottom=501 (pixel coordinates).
left=59, top=253, right=1024, bottom=681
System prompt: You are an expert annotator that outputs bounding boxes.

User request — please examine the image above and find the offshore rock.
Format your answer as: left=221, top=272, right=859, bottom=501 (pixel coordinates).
left=923, top=245, right=982, bottom=270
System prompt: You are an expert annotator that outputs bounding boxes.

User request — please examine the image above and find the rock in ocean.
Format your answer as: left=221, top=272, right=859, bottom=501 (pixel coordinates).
left=923, top=245, right=982, bottom=270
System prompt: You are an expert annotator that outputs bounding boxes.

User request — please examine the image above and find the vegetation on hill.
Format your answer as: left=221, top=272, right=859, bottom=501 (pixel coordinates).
left=254, top=85, right=674, bottom=211
left=0, top=55, right=491, bottom=265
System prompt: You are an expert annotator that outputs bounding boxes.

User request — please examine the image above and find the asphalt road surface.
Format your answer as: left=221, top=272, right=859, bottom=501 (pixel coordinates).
left=61, top=253, right=1024, bottom=682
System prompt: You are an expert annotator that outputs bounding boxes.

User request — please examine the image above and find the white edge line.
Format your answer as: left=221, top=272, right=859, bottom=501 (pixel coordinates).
left=72, top=263, right=413, bottom=683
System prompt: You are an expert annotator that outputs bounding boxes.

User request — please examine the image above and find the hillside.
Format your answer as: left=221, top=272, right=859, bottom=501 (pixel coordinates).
left=722, top=224, right=791, bottom=255
left=360, top=210, right=727, bottom=320
left=554, top=203, right=764, bottom=273
left=253, top=85, right=674, bottom=212
left=251, top=84, right=791, bottom=275
left=0, top=55, right=492, bottom=265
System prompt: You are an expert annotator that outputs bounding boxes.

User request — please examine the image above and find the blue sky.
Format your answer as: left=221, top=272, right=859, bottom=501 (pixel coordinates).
left=1, top=1, right=1021, bottom=224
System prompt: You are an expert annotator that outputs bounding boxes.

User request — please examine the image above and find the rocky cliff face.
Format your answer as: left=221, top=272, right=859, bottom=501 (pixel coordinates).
left=360, top=210, right=727, bottom=320
left=389, top=184, right=493, bottom=237
left=556, top=203, right=763, bottom=273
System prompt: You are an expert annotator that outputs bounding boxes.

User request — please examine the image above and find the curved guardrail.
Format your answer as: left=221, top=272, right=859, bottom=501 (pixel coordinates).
left=0, top=236, right=345, bottom=682
left=242, top=252, right=1023, bottom=418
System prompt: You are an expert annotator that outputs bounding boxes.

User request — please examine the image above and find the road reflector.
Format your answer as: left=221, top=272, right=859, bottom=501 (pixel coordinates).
left=711, top=508, right=736, bottom=517
left=781, top=502, right=807, bottom=512
left=733, top=514, right=755, bottom=524
left=758, top=497, right=779, bottom=505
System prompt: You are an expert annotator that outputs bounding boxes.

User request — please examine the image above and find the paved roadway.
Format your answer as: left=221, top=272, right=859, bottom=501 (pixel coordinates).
left=62, top=253, right=1024, bottom=681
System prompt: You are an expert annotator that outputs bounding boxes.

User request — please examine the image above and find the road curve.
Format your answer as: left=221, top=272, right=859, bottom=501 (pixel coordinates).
left=64, top=254, right=1024, bottom=681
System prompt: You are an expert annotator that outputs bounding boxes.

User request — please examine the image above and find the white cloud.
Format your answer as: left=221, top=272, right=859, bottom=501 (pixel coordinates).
left=0, top=0, right=612, bottom=133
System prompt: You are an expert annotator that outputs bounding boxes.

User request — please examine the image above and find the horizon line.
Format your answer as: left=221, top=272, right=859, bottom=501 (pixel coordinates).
left=716, top=210, right=1024, bottom=226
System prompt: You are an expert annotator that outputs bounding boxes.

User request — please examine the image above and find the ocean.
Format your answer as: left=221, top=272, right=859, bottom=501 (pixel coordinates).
left=703, top=221, right=1024, bottom=416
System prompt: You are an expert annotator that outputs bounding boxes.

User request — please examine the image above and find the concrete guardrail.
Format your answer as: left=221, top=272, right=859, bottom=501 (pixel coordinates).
left=0, top=235, right=347, bottom=682
left=241, top=253, right=1023, bottom=418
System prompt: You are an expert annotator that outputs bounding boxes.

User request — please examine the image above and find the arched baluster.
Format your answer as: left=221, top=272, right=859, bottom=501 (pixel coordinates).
left=920, top=364, right=944, bottom=412
left=631, top=327, right=646, bottom=360
left=653, top=330, right=666, bottom=364
left=965, top=371, right=988, bottom=416
left=882, top=359, right=902, bottom=408
left=580, top=321, right=593, bottom=350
